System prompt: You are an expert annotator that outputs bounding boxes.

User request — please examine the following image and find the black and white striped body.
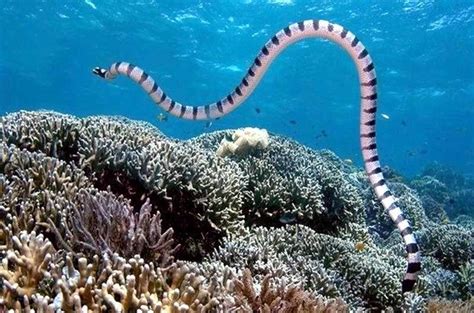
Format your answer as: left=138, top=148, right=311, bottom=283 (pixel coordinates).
left=93, top=19, right=421, bottom=292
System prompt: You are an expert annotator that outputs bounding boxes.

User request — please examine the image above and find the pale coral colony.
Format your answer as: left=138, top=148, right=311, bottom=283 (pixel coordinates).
left=0, top=111, right=473, bottom=312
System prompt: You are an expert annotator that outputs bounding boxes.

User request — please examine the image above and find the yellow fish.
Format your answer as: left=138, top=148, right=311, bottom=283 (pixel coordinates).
left=355, top=241, right=366, bottom=252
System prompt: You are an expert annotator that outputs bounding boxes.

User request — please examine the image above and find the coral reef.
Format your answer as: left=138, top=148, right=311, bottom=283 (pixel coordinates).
left=232, top=268, right=348, bottom=312
left=68, top=188, right=179, bottom=265
left=2, top=111, right=247, bottom=260
left=192, top=131, right=367, bottom=239
left=211, top=225, right=406, bottom=309
left=1, top=110, right=473, bottom=311
left=365, top=179, right=432, bottom=241
left=417, top=224, right=473, bottom=270
left=411, top=162, right=474, bottom=218
left=426, top=298, right=474, bottom=313
left=0, top=231, right=234, bottom=311
left=0, top=231, right=53, bottom=303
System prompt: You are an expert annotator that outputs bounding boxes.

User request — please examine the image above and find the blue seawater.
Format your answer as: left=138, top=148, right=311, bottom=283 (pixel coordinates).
left=0, top=0, right=473, bottom=178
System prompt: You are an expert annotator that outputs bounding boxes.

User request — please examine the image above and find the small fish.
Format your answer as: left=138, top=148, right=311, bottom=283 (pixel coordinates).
left=315, top=130, right=328, bottom=139
left=401, top=120, right=407, bottom=126
left=279, top=212, right=297, bottom=224
left=205, top=121, right=213, bottom=128
left=156, top=113, right=168, bottom=122
left=344, top=159, right=353, bottom=164
left=255, top=107, right=261, bottom=114
left=354, top=241, right=366, bottom=252
left=381, top=113, right=390, bottom=120
left=289, top=120, right=297, bottom=125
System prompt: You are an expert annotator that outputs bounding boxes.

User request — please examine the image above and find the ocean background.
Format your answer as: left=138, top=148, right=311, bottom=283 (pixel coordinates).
left=1, top=1, right=474, bottom=310
left=0, top=0, right=473, bottom=178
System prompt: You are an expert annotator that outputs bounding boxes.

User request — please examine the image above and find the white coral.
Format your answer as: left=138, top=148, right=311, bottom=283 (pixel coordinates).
left=216, top=127, right=269, bottom=157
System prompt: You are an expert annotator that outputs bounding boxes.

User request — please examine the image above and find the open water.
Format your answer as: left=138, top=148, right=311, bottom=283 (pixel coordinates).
left=1, top=0, right=473, bottom=177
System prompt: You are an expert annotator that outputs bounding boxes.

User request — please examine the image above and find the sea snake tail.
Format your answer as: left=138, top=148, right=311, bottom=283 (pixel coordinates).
left=93, top=19, right=421, bottom=293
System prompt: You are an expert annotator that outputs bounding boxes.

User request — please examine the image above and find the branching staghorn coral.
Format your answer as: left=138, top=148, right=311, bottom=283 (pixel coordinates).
left=1, top=112, right=248, bottom=260
left=0, top=231, right=54, bottom=305
left=0, top=143, right=90, bottom=199
left=76, top=115, right=168, bottom=173
left=0, top=143, right=91, bottom=248
left=76, top=115, right=247, bottom=239
left=67, top=188, right=179, bottom=266
left=232, top=268, right=348, bottom=312
left=1, top=246, right=236, bottom=312
left=0, top=221, right=232, bottom=311
left=417, top=224, right=473, bottom=270
left=1, top=111, right=82, bottom=161
left=212, top=225, right=406, bottom=309
left=192, top=131, right=366, bottom=238
left=0, top=145, right=181, bottom=267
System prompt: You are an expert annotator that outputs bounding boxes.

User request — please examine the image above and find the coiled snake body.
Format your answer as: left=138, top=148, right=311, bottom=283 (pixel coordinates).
left=93, top=19, right=421, bottom=293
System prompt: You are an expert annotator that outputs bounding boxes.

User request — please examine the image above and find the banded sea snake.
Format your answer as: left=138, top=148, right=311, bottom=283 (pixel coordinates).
left=93, top=19, right=421, bottom=293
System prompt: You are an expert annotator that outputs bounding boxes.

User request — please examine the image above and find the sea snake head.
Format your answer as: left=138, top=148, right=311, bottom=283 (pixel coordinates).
left=92, top=67, right=107, bottom=78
